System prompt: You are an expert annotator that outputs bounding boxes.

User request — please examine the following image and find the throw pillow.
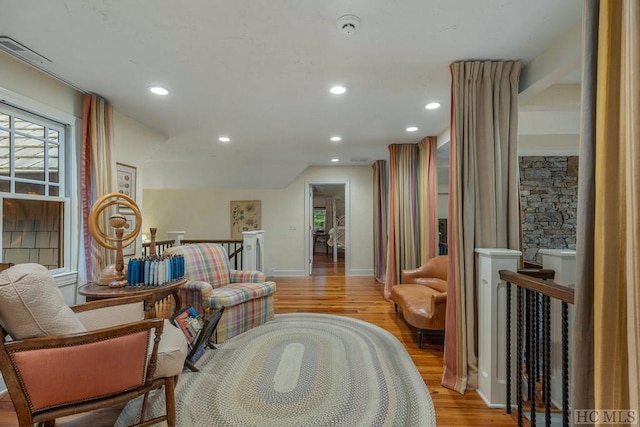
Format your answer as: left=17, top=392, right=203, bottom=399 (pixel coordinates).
left=0, top=263, right=86, bottom=339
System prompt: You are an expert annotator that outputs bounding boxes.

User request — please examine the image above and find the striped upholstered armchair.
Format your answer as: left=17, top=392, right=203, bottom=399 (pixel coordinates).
left=165, top=243, right=276, bottom=342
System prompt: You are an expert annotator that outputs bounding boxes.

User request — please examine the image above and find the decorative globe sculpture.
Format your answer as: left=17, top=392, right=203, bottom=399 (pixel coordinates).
left=88, top=193, right=142, bottom=287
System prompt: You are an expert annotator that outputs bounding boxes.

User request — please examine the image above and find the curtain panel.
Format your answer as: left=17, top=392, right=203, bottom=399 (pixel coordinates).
left=572, top=0, right=598, bottom=421
left=383, top=140, right=440, bottom=298
left=442, top=60, right=521, bottom=393
left=373, top=160, right=388, bottom=283
left=590, top=0, right=640, bottom=416
left=81, top=94, right=116, bottom=281
left=384, top=144, right=421, bottom=299
left=418, top=136, right=438, bottom=263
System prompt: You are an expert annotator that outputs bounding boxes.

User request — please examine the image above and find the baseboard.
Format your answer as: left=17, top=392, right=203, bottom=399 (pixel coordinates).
left=268, top=269, right=373, bottom=277
left=348, top=269, right=374, bottom=276
left=476, top=389, right=505, bottom=409
left=271, top=270, right=306, bottom=277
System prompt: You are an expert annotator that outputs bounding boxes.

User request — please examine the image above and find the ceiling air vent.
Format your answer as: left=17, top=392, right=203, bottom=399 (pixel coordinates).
left=350, top=157, right=370, bottom=163
left=0, top=36, right=50, bottom=64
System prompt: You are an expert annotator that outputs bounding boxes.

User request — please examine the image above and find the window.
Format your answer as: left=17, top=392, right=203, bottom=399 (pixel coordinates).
left=0, top=102, right=67, bottom=270
left=313, top=208, right=326, bottom=231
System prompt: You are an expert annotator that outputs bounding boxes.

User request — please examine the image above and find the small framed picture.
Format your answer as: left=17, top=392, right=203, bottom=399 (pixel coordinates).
left=230, top=200, right=262, bottom=240
left=116, top=163, right=136, bottom=211
left=122, top=213, right=137, bottom=257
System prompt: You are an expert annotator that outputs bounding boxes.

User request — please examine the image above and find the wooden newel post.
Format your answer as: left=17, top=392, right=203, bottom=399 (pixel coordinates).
left=108, top=227, right=128, bottom=288
left=149, top=227, right=157, bottom=257
left=114, top=228, right=125, bottom=281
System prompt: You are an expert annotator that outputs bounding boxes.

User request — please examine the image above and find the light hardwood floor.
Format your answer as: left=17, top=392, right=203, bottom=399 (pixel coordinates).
left=0, top=254, right=516, bottom=426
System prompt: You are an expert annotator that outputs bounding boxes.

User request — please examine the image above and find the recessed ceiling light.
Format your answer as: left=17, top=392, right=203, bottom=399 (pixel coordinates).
left=406, top=126, right=419, bottom=132
left=218, top=136, right=230, bottom=143
left=330, top=136, right=342, bottom=142
left=425, top=102, right=440, bottom=110
left=331, top=158, right=340, bottom=163
left=148, top=86, right=169, bottom=96
left=330, top=86, right=347, bottom=95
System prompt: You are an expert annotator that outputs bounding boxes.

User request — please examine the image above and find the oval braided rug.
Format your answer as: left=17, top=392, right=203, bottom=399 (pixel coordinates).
left=117, top=313, right=436, bottom=427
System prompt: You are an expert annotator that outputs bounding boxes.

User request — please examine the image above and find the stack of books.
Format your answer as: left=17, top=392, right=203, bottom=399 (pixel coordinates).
left=126, top=254, right=184, bottom=287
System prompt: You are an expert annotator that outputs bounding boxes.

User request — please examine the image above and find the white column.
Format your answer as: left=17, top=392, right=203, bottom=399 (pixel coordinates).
left=475, top=248, right=522, bottom=408
left=167, top=230, right=185, bottom=246
left=243, top=230, right=265, bottom=271
left=539, top=249, right=575, bottom=410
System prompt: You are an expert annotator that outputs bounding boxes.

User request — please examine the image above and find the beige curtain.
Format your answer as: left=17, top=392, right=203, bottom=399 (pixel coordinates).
left=384, top=144, right=421, bottom=299
left=418, top=136, right=438, bottom=263
left=572, top=0, right=598, bottom=420
left=593, top=0, right=640, bottom=416
left=82, top=94, right=116, bottom=281
left=373, top=160, right=388, bottom=283
left=442, top=61, right=521, bottom=393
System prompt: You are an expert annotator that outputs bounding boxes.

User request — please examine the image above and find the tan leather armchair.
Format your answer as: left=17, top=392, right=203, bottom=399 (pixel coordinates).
left=390, top=255, right=448, bottom=348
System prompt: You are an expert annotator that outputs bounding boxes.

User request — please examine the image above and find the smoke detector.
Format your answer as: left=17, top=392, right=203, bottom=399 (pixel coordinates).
left=337, top=15, right=361, bottom=36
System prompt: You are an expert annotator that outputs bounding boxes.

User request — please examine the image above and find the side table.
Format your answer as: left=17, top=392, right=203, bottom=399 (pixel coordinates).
left=78, top=278, right=187, bottom=313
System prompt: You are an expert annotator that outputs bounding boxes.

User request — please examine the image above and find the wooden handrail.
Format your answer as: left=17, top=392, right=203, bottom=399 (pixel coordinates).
left=517, top=268, right=556, bottom=281
left=499, top=269, right=574, bottom=304
left=181, top=239, right=243, bottom=244
left=142, top=239, right=244, bottom=249
left=142, top=239, right=174, bottom=249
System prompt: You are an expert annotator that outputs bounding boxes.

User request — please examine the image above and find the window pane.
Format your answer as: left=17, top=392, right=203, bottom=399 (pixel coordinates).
left=48, top=144, right=59, bottom=183
left=313, top=208, right=326, bottom=230
left=14, top=117, right=44, bottom=138
left=0, top=179, right=9, bottom=192
left=0, top=130, right=10, bottom=178
left=15, top=137, right=45, bottom=182
left=48, top=129, right=59, bottom=142
left=0, top=113, right=9, bottom=130
left=2, top=198, right=64, bottom=269
left=49, top=185, right=59, bottom=196
left=15, top=182, right=44, bottom=195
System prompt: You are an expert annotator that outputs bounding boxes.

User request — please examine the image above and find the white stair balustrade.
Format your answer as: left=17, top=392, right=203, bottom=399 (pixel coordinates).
left=475, top=248, right=522, bottom=408
left=539, top=249, right=575, bottom=410
left=167, top=230, right=185, bottom=246
left=243, top=230, right=265, bottom=271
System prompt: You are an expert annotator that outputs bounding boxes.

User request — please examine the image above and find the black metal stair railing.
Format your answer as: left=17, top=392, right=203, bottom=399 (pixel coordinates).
left=499, top=269, right=574, bottom=427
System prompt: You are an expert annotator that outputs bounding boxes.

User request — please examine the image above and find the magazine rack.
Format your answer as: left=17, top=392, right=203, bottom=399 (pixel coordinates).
left=171, top=306, right=225, bottom=372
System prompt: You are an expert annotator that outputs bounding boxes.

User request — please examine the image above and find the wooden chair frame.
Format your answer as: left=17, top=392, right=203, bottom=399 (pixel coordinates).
left=0, top=294, right=178, bottom=427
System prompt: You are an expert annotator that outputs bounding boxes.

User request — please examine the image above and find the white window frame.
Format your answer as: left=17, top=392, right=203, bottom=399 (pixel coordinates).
left=0, top=86, right=80, bottom=283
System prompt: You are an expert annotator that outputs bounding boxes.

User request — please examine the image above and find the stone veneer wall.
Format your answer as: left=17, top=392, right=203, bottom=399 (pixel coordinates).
left=520, top=156, right=578, bottom=265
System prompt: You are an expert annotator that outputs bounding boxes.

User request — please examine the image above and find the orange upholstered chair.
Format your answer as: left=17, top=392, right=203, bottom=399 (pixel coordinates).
left=0, top=263, right=187, bottom=427
left=390, top=255, right=448, bottom=348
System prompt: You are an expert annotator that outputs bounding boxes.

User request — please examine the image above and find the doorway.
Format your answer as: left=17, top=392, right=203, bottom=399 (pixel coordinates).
left=304, top=180, right=350, bottom=276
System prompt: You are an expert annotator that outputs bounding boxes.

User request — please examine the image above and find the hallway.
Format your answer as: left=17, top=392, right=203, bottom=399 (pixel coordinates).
left=311, top=251, right=345, bottom=276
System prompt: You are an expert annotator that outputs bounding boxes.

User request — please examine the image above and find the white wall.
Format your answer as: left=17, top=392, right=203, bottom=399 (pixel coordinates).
left=142, top=165, right=373, bottom=276
left=0, top=51, right=169, bottom=267
left=111, top=111, right=168, bottom=256
left=0, top=52, right=82, bottom=117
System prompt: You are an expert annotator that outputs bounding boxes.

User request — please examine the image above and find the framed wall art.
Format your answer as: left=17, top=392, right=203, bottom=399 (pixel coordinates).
left=122, top=213, right=137, bottom=257
left=116, top=162, right=136, bottom=204
left=230, top=200, right=261, bottom=240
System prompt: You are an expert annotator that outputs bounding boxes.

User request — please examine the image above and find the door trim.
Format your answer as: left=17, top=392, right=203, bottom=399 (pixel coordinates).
left=304, top=180, right=350, bottom=276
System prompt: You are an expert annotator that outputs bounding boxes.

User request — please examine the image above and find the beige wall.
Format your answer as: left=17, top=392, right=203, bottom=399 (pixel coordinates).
left=0, top=52, right=83, bottom=117
left=111, top=110, right=168, bottom=256
left=143, top=165, right=373, bottom=276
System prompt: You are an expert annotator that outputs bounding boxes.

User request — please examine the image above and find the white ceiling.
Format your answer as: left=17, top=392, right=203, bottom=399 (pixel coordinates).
left=0, top=0, right=583, bottom=189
